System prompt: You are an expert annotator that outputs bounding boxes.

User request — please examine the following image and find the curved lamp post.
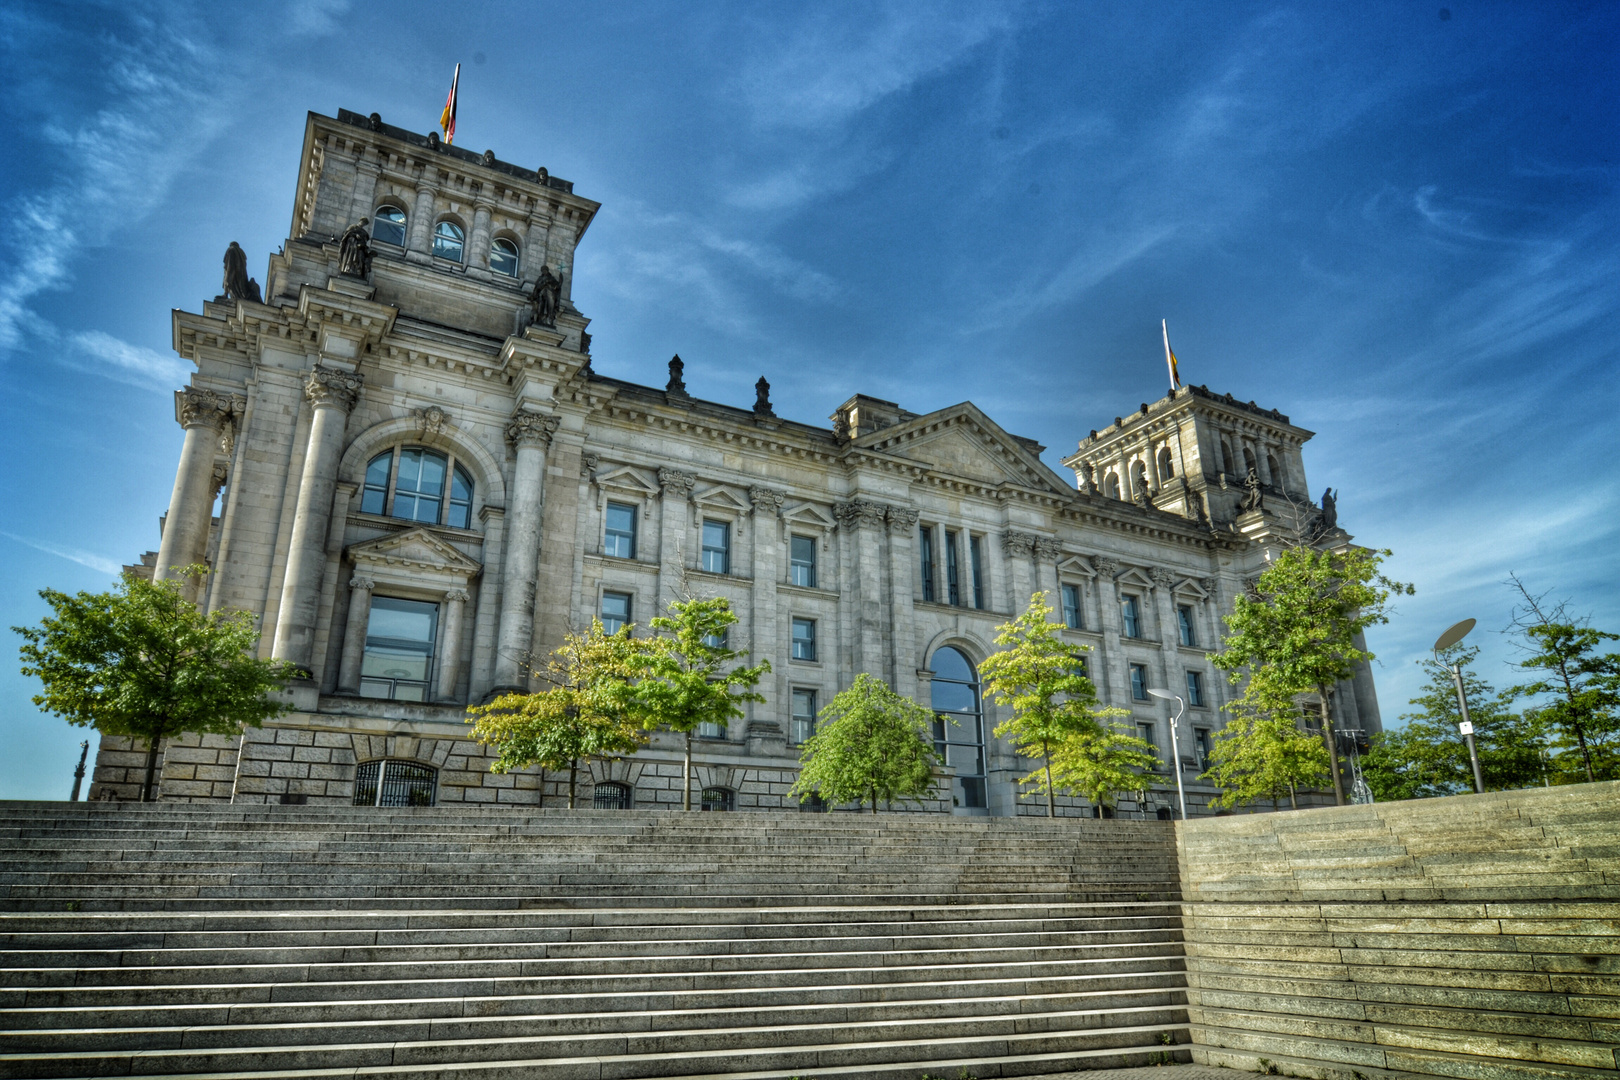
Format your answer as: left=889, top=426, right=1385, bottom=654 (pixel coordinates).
left=1146, top=688, right=1189, bottom=820
left=1434, top=618, right=1486, bottom=795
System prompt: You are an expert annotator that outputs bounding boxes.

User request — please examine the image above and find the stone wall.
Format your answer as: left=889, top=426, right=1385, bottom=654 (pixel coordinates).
left=1175, top=782, right=1620, bottom=1080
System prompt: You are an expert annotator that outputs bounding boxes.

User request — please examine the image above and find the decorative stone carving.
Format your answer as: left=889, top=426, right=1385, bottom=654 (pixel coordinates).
left=1093, top=556, right=1122, bottom=579
left=834, top=500, right=887, bottom=530
left=658, top=467, right=697, bottom=500
left=349, top=576, right=376, bottom=593
left=666, top=355, right=687, bottom=396
left=885, top=506, right=920, bottom=533
left=505, top=410, right=560, bottom=448
left=412, top=405, right=449, bottom=436
left=1239, top=467, right=1265, bottom=512
left=444, top=588, right=472, bottom=603
left=831, top=413, right=850, bottom=443
left=1150, top=567, right=1178, bottom=588
left=338, top=219, right=372, bottom=278
left=530, top=265, right=561, bottom=327
left=178, top=388, right=229, bottom=429
left=304, top=367, right=363, bottom=412
left=748, top=485, right=786, bottom=516
left=581, top=452, right=600, bottom=477
left=1001, top=531, right=1036, bottom=558
left=1198, top=577, right=1216, bottom=596
left=579, top=331, right=592, bottom=354
left=753, top=377, right=774, bottom=417
left=222, top=241, right=251, bottom=301
left=1033, top=537, right=1063, bottom=560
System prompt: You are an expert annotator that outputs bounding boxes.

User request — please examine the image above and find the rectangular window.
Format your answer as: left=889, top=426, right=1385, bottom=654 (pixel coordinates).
left=790, top=535, right=817, bottom=588
left=791, top=618, right=816, bottom=661
left=1062, top=584, right=1083, bottom=629
left=1129, top=663, right=1149, bottom=701
left=604, top=502, right=637, bottom=559
left=969, top=536, right=985, bottom=609
left=1186, top=669, right=1205, bottom=708
left=600, top=591, right=631, bottom=635
left=1138, top=722, right=1159, bottom=760
left=1178, top=604, right=1197, bottom=647
left=701, top=520, right=730, bottom=574
left=698, top=719, right=726, bottom=739
left=791, top=689, right=817, bottom=745
left=1072, top=655, right=1090, bottom=680
left=359, top=597, right=438, bottom=702
left=703, top=629, right=728, bottom=650
left=1121, top=595, right=1142, bottom=638
left=945, top=529, right=961, bottom=606
left=919, top=526, right=935, bottom=602
left=1195, top=728, right=1212, bottom=769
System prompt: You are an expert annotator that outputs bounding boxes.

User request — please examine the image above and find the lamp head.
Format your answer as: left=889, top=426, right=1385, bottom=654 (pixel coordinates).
left=1146, top=688, right=1176, bottom=701
left=1432, top=618, right=1477, bottom=654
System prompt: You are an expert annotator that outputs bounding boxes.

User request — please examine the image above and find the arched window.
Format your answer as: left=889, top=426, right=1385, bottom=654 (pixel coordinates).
left=701, top=787, right=735, bottom=811
left=1131, top=459, right=1148, bottom=493
left=1103, top=472, right=1121, bottom=500
left=489, top=237, right=520, bottom=278
left=1243, top=447, right=1258, bottom=475
left=353, top=759, right=437, bottom=807
left=372, top=205, right=407, bottom=247
left=1219, top=439, right=1233, bottom=474
left=930, top=646, right=986, bottom=810
left=593, top=782, right=632, bottom=810
left=360, top=446, right=475, bottom=529
left=433, top=220, right=465, bottom=263
left=1267, top=453, right=1282, bottom=487
left=1157, top=447, right=1175, bottom=481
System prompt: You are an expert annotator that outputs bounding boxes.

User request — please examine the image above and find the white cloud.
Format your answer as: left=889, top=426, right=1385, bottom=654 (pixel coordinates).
left=0, top=531, right=122, bottom=577
left=67, top=331, right=191, bottom=391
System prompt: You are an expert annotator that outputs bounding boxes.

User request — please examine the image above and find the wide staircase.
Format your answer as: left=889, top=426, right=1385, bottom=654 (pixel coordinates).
left=0, top=802, right=1191, bottom=1079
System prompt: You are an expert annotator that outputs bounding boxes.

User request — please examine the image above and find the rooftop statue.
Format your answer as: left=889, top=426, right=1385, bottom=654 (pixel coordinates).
left=222, top=241, right=251, bottom=302
left=338, top=218, right=372, bottom=278
left=531, top=265, right=561, bottom=327
left=1238, top=467, right=1265, bottom=512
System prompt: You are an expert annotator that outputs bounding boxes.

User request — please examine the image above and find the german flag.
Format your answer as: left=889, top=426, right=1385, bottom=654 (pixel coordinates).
left=1162, top=319, right=1182, bottom=391
left=439, top=63, right=460, bottom=144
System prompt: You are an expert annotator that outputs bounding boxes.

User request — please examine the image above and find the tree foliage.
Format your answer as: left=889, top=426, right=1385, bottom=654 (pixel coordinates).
left=1047, top=718, right=1160, bottom=812
left=979, top=593, right=1120, bottom=815
left=635, top=597, right=770, bottom=810
left=1212, top=544, right=1411, bottom=804
left=14, top=568, right=298, bottom=802
left=1200, top=708, right=1331, bottom=810
left=790, top=673, right=941, bottom=813
left=465, top=620, right=648, bottom=807
left=1362, top=646, right=1546, bottom=801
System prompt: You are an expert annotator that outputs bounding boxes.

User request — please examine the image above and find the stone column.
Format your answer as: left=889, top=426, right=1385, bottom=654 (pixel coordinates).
left=153, top=388, right=230, bottom=591
left=469, top=202, right=494, bottom=272
left=336, top=575, right=375, bottom=693
left=1033, top=537, right=1063, bottom=611
left=885, top=506, right=920, bottom=698
left=492, top=411, right=560, bottom=692
left=1092, top=557, right=1125, bottom=705
left=1001, top=531, right=1035, bottom=611
left=1149, top=567, right=1191, bottom=764
left=748, top=486, right=786, bottom=725
left=348, top=159, right=381, bottom=228
left=435, top=588, right=470, bottom=702
left=272, top=368, right=362, bottom=672
left=407, top=185, right=436, bottom=260
left=523, top=210, right=552, bottom=283
left=657, top=468, right=696, bottom=608
left=834, top=500, right=889, bottom=681
left=469, top=506, right=505, bottom=702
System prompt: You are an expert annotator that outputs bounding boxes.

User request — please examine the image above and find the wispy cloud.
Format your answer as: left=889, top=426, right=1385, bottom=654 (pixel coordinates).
left=66, top=330, right=193, bottom=391
left=0, top=531, right=122, bottom=577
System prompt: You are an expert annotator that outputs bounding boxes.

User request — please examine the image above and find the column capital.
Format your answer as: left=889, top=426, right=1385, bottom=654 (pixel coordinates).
left=505, top=410, right=560, bottom=448
left=1001, top=530, right=1036, bottom=558
left=1093, top=556, right=1122, bottom=579
left=349, top=575, right=376, bottom=593
left=177, top=387, right=230, bottom=429
left=658, top=467, right=697, bottom=500
left=1150, top=567, right=1179, bottom=589
left=305, top=367, right=363, bottom=411
left=834, top=499, right=886, bottom=530
left=748, top=485, right=786, bottom=517
left=444, top=588, right=471, bottom=603
left=884, top=505, right=920, bottom=533
left=1033, top=537, right=1063, bottom=560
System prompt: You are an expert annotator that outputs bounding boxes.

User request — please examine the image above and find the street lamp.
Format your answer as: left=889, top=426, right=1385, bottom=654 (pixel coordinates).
left=1146, top=688, right=1189, bottom=820
left=1433, top=618, right=1486, bottom=795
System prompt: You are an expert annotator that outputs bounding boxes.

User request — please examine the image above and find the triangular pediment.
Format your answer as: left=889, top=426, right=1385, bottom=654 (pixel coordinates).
left=1173, top=577, right=1211, bottom=600
left=1058, top=555, right=1096, bottom=578
left=595, top=465, right=660, bottom=496
left=855, top=404, right=1071, bottom=495
left=348, top=527, right=483, bottom=574
left=1115, top=566, right=1155, bottom=590
left=782, top=502, right=837, bottom=530
left=693, top=485, right=751, bottom=512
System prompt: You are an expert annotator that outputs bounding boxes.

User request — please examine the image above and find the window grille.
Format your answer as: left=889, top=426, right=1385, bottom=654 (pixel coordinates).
left=701, top=787, right=735, bottom=811
left=593, top=782, right=631, bottom=810
left=353, top=760, right=437, bottom=807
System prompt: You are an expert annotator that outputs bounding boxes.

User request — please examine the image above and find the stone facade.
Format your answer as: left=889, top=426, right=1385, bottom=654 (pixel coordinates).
left=94, top=107, right=1382, bottom=816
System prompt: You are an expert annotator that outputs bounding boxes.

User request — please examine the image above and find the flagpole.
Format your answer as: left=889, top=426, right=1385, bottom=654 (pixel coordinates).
left=1162, top=319, right=1180, bottom=392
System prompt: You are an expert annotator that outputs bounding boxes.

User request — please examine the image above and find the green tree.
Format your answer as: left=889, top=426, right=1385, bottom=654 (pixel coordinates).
left=1362, top=646, right=1544, bottom=801
left=1199, top=709, right=1331, bottom=810
left=979, top=593, right=1116, bottom=816
left=1212, top=544, right=1412, bottom=804
left=1047, top=717, right=1160, bottom=814
left=15, top=568, right=298, bottom=802
left=466, top=620, right=649, bottom=807
left=790, top=673, right=941, bottom=813
left=635, top=596, right=770, bottom=810
left=1504, top=577, right=1620, bottom=783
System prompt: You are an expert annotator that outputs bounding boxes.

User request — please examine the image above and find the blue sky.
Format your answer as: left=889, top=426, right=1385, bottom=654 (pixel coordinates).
left=2, top=1, right=1616, bottom=799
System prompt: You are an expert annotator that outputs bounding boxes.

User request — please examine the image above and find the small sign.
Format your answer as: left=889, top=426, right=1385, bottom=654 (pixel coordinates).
left=1458, top=721, right=1474, bottom=736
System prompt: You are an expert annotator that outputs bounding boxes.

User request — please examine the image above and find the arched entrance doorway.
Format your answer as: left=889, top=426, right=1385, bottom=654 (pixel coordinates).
left=930, top=646, right=987, bottom=813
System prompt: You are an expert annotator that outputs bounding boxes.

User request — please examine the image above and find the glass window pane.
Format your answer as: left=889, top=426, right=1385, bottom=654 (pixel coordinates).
left=605, top=502, right=637, bottom=559
left=918, top=527, right=935, bottom=602
left=433, top=220, right=465, bottom=262
left=452, top=465, right=473, bottom=502
left=372, top=207, right=407, bottom=247
left=362, top=451, right=391, bottom=515
left=929, top=680, right=976, bottom=713
left=790, top=535, right=816, bottom=588
left=601, top=591, right=631, bottom=634
left=791, top=618, right=815, bottom=661
left=969, top=536, right=985, bottom=609
left=928, top=646, right=974, bottom=683
left=490, top=238, right=519, bottom=277
left=702, top=520, right=729, bottom=573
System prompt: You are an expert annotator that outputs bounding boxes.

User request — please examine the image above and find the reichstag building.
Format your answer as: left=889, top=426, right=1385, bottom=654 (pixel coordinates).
left=91, top=108, right=1382, bottom=816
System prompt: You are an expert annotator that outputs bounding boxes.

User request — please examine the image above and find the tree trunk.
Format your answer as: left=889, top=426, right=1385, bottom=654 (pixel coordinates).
left=142, top=735, right=162, bottom=803
left=568, top=759, right=577, bottom=810
left=1288, top=784, right=1297, bottom=811
left=871, top=786, right=878, bottom=815
left=1574, top=724, right=1594, bottom=782
left=1317, top=684, right=1346, bottom=805
left=683, top=731, right=693, bottom=811
left=537, top=768, right=546, bottom=809
left=1044, top=746, right=1055, bottom=818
